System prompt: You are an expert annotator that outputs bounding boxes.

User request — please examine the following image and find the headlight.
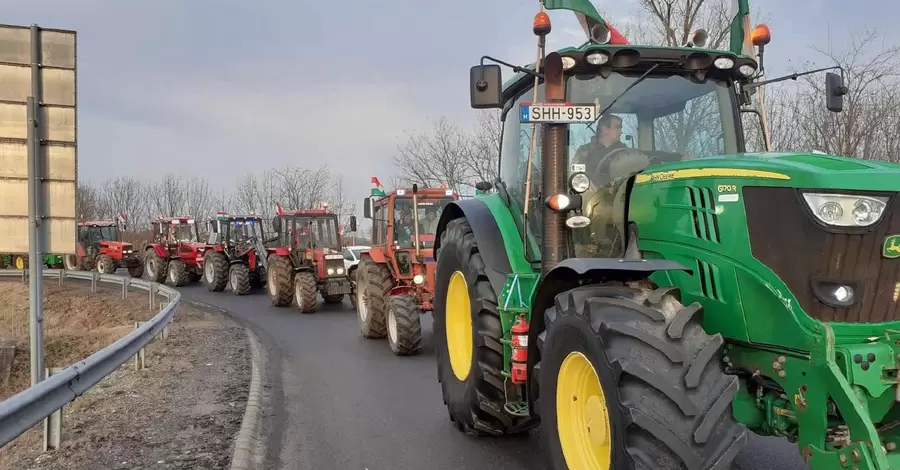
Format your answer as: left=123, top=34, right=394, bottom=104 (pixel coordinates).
left=413, top=274, right=425, bottom=285
left=337, top=267, right=344, bottom=274
left=802, top=193, right=889, bottom=227
left=585, top=52, right=609, bottom=65
left=327, top=268, right=335, bottom=275
left=569, top=172, right=590, bottom=193
left=713, top=57, right=734, bottom=69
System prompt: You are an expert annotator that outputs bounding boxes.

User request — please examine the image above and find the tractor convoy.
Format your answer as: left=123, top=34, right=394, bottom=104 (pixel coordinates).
left=40, top=1, right=900, bottom=468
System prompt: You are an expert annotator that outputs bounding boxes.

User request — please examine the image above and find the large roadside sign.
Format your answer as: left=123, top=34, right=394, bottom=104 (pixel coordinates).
left=0, top=24, right=77, bottom=254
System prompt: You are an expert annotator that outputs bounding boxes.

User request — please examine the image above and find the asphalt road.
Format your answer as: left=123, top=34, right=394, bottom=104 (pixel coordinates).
left=176, top=282, right=811, bottom=470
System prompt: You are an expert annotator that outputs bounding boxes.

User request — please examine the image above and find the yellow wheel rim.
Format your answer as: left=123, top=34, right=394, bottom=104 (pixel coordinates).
left=15, top=257, right=24, bottom=270
left=445, top=270, right=473, bottom=381
left=557, top=351, right=612, bottom=469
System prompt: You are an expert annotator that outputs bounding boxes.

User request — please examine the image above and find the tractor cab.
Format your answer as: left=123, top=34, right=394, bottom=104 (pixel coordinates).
left=67, top=220, right=142, bottom=276
left=202, top=212, right=268, bottom=295
left=144, top=216, right=206, bottom=286
left=207, top=212, right=264, bottom=248
left=272, top=210, right=342, bottom=254
left=152, top=217, right=200, bottom=247
left=77, top=220, right=118, bottom=245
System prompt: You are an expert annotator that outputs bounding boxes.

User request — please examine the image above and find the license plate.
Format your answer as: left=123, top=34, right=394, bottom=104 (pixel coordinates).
left=520, top=103, right=597, bottom=123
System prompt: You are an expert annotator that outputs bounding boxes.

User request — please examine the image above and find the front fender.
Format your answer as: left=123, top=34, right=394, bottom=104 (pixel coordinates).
left=434, top=197, right=512, bottom=295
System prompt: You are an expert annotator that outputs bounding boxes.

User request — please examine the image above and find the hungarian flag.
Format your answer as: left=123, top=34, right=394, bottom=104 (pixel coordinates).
left=543, top=0, right=629, bottom=44
left=728, top=0, right=754, bottom=56
left=275, top=202, right=284, bottom=216
left=371, top=176, right=386, bottom=196
left=118, top=211, right=127, bottom=223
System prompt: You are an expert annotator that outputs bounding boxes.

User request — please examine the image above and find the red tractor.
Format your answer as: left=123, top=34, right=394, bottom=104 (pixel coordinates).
left=202, top=212, right=268, bottom=295
left=143, top=216, right=208, bottom=287
left=266, top=207, right=357, bottom=313
left=355, top=184, right=457, bottom=355
left=64, top=220, right=143, bottom=277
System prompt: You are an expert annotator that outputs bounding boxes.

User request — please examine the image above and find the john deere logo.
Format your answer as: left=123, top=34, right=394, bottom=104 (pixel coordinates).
left=884, top=235, right=900, bottom=258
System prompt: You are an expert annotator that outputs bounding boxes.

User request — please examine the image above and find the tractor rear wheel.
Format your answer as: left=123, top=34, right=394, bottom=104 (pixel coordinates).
left=145, top=251, right=167, bottom=283
left=267, top=255, right=293, bottom=307
left=167, top=260, right=190, bottom=287
left=229, top=263, right=252, bottom=295
left=348, top=266, right=359, bottom=310
left=63, top=254, right=81, bottom=271
left=537, top=283, right=749, bottom=470
left=356, top=260, right=388, bottom=339
left=204, top=251, right=228, bottom=292
left=434, top=217, right=536, bottom=435
left=96, top=254, right=116, bottom=274
left=294, top=272, right=318, bottom=313
left=14, top=256, right=27, bottom=270
left=387, top=294, right=422, bottom=356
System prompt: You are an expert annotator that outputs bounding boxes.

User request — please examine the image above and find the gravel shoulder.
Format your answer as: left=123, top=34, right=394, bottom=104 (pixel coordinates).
left=0, top=300, right=251, bottom=470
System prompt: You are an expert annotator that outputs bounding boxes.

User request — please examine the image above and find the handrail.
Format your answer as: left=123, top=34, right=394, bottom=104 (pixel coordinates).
left=0, top=269, right=180, bottom=448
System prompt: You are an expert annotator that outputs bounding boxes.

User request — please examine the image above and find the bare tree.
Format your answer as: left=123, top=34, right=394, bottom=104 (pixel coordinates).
left=75, top=182, right=104, bottom=221
left=148, top=173, right=188, bottom=218
left=100, top=176, right=147, bottom=228
left=184, top=176, right=214, bottom=221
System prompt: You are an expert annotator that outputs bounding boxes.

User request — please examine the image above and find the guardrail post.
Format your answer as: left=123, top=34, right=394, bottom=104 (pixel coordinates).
left=57, top=270, right=63, bottom=286
left=20, top=268, right=26, bottom=283
left=133, top=322, right=146, bottom=370
left=91, top=272, right=98, bottom=293
left=149, top=283, right=156, bottom=311
left=121, top=278, right=129, bottom=299
left=42, top=367, right=64, bottom=452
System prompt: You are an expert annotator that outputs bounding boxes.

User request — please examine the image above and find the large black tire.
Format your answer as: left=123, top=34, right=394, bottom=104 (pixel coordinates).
left=128, top=261, right=144, bottom=278
left=203, top=251, right=229, bottom=292
left=145, top=250, right=167, bottom=283
left=386, top=294, right=422, bottom=356
left=188, top=270, right=202, bottom=283
left=167, top=259, right=190, bottom=287
left=356, top=259, right=388, bottom=339
left=348, top=266, right=359, bottom=310
left=267, top=255, right=293, bottom=307
left=536, top=283, right=749, bottom=469
left=63, top=254, right=81, bottom=271
left=229, top=263, right=252, bottom=295
left=96, top=254, right=116, bottom=274
left=434, top=217, right=536, bottom=435
left=294, top=272, right=318, bottom=313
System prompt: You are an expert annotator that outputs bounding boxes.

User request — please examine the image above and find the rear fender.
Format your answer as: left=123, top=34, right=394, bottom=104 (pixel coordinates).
left=365, top=247, right=388, bottom=264
left=147, top=244, right=168, bottom=258
left=268, top=247, right=291, bottom=257
left=433, top=198, right=511, bottom=294
left=525, top=258, right=689, bottom=412
left=389, top=285, right=415, bottom=297
left=75, top=242, right=86, bottom=258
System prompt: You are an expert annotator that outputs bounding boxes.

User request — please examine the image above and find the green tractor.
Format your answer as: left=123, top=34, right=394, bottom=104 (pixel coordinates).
left=431, top=2, right=900, bottom=469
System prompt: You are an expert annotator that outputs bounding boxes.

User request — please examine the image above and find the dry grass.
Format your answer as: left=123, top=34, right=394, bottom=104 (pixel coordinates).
left=0, top=281, right=156, bottom=400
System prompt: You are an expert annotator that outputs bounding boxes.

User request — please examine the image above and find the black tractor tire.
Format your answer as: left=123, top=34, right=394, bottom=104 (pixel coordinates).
left=167, top=259, right=190, bottom=287
left=356, top=259, right=389, bottom=339
left=434, top=217, right=536, bottom=435
left=63, top=254, right=81, bottom=271
left=250, top=267, right=265, bottom=288
left=324, top=294, right=344, bottom=303
left=188, top=270, right=202, bottom=283
left=203, top=251, right=229, bottom=292
left=537, top=283, right=749, bottom=470
left=267, top=255, right=293, bottom=307
left=127, top=262, right=144, bottom=278
left=294, top=272, right=318, bottom=313
left=348, top=266, right=359, bottom=310
left=386, top=294, right=422, bottom=356
left=145, top=250, right=168, bottom=283
left=229, top=263, right=252, bottom=295
left=96, top=254, right=116, bottom=274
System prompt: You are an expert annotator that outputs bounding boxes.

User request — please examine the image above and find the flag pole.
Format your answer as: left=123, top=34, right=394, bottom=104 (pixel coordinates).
left=522, top=0, right=549, bottom=251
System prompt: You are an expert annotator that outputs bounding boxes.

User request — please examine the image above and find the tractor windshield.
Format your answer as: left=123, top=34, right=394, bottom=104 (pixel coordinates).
left=393, top=197, right=453, bottom=248
left=173, top=223, right=197, bottom=242
left=231, top=219, right=261, bottom=243
left=293, top=216, right=340, bottom=250
left=499, top=71, right=741, bottom=259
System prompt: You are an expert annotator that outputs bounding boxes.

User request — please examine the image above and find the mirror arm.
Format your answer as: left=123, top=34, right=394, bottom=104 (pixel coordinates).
left=744, top=65, right=846, bottom=91
left=480, top=55, right=544, bottom=80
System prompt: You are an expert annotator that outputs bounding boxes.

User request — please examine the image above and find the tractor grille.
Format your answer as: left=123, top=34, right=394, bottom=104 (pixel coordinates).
left=324, top=259, right=344, bottom=276
left=324, top=277, right=351, bottom=295
left=743, top=187, right=900, bottom=323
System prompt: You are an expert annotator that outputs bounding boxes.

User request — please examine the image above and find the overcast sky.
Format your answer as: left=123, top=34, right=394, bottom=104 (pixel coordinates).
left=6, top=0, right=898, bottom=211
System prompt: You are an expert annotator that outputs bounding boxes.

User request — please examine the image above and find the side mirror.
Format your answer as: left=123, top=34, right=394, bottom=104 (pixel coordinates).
left=271, top=216, right=282, bottom=233
left=470, top=64, right=502, bottom=109
left=363, top=197, right=373, bottom=219
left=349, top=215, right=357, bottom=232
left=412, top=183, right=418, bottom=194
left=474, top=181, right=493, bottom=191
left=825, top=72, right=847, bottom=112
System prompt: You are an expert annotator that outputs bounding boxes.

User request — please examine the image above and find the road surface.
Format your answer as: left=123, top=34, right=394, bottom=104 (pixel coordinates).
left=178, top=283, right=810, bottom=470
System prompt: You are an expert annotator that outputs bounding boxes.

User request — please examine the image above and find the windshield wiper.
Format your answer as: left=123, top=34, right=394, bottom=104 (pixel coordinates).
left=590, top=63, right=661, bottom=131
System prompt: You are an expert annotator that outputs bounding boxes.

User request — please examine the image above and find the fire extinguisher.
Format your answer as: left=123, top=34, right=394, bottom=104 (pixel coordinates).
left=511, top=315, right=529, bottom=384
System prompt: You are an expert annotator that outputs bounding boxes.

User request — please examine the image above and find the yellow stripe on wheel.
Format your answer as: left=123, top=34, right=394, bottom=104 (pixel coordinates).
left=445, top=270, right=473, bottom=382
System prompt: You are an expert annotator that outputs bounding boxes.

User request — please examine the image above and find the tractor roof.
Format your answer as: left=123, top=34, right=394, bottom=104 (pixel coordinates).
left=78, top=220, right=116, bottom=227
left=213, top=212, right=261, bottom=221
left=388, top=187, right=457, bottom=198
left=281, top=209, right=334, bottom=216
left=155, top=216, right=195, bottom=224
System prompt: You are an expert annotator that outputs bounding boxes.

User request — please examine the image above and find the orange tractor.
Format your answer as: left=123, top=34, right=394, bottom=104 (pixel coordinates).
left=143, top=216, right=209, bottom=286
left=355, top=183, right=457, bottom=355
left=64, top=220, right=143, bottom=277
left=266, top=207, right=358, bottom=313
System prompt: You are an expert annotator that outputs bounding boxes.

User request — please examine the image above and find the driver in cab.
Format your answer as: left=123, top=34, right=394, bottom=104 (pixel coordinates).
left=573, top=114, right=627, bottom=173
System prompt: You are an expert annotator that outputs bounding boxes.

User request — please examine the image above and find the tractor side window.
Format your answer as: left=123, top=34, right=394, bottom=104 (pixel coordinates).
left=499, top=83, right=545, bottom=261
left=373, top=204, right=385, bottom=246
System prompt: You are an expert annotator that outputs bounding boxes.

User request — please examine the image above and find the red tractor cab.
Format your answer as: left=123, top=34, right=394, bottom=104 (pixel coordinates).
left=143, top=216, right=208, bottom=286
left=202, top=212, right=268, bottom=295
left=355, top=184, right=458, bottom=355
left=266, top=208, right=358, bottom=313
left=64, top=220, right=143, bottom=277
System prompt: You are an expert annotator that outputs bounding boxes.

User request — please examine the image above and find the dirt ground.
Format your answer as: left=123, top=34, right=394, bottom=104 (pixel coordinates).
left=0, top=282, right=251, bottom=470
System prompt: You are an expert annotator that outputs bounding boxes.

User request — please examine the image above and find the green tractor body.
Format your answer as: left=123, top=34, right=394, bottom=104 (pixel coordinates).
left=431, top=2, right=900, bottom=469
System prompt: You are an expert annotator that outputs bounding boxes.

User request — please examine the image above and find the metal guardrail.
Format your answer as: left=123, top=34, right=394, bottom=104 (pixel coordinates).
left=0, top=268, right=180, bottom=448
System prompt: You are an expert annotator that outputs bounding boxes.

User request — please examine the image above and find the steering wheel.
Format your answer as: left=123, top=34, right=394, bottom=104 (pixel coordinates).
left=593, top=147, right=654, bottom=186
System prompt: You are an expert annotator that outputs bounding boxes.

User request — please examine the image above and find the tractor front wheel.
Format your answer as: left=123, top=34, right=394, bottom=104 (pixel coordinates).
left=145, top=251, right=167, bottom=283
left=356, top=260, right=387, bottom=339
left=537, top=284, right=749, bottom=469
left=434, top=217, right=535, bottom=435
left=127, top=261, right=144, bottom=278
left=229, top=263, right=252, bottom=295
left=386, top=294, right=422, bottom=356
left=204, top=251, right=228, bottom=292
left=96, top=254, right=116, bottom=274
left=167, top=260, right=190, bottom=287
left=267, top=255, right=293, bottom=307
left=294, top=272, right=318, bottom=313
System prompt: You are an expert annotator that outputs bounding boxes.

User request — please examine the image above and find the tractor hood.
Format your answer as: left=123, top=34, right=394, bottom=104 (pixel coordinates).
left=636, top=152, right=900, bottom=191
left=100, top=240, right=133, bottom=250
